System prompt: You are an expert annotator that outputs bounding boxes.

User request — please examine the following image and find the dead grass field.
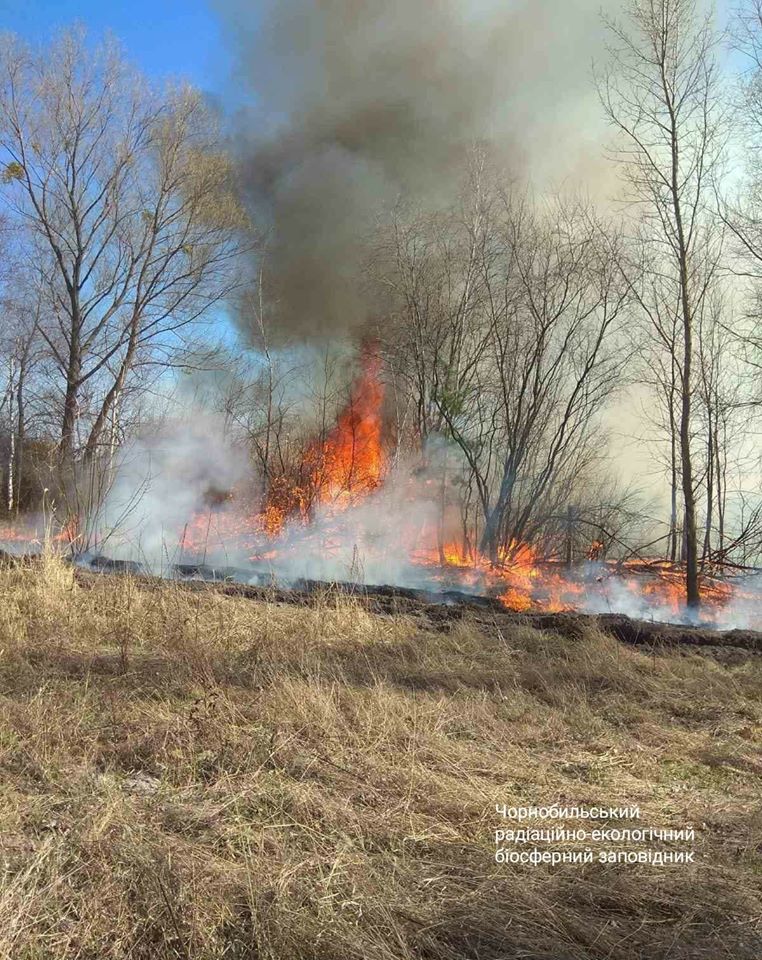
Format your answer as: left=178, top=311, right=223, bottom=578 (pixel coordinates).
left=0, top=556, right=759, bottom=959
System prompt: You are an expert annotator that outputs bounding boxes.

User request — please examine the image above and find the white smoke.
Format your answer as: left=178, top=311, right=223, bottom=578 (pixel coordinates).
left=93, top=412, right=249, bottom=571
left=83, top=413, right=762, bottom=631
left=578, top=567, right=762, bottom=630
left=248, top=477, right=441, bottom=588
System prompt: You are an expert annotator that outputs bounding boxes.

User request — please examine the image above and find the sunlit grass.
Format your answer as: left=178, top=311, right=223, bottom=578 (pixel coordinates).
left=0, top=556, right=759, bottom=959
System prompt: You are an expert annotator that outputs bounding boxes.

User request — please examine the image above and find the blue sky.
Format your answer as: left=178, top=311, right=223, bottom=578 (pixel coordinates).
left=0, top=1, right=743, bottom=99
left=0, top=0, right=227, bottom=92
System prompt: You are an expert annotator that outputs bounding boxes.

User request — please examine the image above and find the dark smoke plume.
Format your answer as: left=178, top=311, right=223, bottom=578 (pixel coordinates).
left=216, top=0, right=618, bottom=340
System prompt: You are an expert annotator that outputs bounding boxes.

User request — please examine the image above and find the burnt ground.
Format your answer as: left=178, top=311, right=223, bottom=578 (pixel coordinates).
left=76, top=557, right=762, bottom=662
left=3, top=548, right=758, bottom=661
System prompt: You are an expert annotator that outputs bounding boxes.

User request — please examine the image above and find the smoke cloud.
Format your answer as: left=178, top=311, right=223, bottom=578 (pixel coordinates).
left=217, top=0, right=619, bottom=340
left=93, top=426, right=448, bottom=588
left=95, top=412, right=249, bottom=570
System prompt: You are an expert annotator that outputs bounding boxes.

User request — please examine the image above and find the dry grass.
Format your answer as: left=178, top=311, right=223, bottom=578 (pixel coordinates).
left=0, top=555, right=759, bottom=959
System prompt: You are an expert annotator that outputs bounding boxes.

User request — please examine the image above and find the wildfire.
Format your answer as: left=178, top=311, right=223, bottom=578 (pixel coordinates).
left=0, top=517, right=79, bottom=550
left=0, top=350, right=759, bottom=630
left=413, top=539, right=585, bottom=615
left=416, top=542, right=753, bottom=625
left=306, top=348, right=384, bottom=509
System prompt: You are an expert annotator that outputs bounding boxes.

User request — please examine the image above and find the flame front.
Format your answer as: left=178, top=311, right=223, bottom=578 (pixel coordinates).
left=0, top=351, right=759, bottom=629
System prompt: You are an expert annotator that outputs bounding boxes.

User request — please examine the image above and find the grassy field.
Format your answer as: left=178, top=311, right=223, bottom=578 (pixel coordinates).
left=0, top=556, right=759, bottom=959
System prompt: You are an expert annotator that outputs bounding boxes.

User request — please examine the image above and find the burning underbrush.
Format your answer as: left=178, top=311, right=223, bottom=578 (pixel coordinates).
left=1, top=353, right=760, bottom=630
left=4, top=516, right=759, bottom=631
left=173, top=507, right=762, bottom=629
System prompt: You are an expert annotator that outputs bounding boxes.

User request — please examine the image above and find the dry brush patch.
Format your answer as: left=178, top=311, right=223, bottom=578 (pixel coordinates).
left=0, top=557, right=759, bottom=959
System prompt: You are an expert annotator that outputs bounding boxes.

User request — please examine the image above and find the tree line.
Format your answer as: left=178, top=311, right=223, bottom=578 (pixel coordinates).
left=1, top=2, right=762, bottom=610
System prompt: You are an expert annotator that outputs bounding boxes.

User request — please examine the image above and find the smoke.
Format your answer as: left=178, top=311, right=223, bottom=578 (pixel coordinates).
left=217, top=0, right=620, bottom=340
left=95, top=412, right=249, bottom=570
left=578, top=568, right=762, bottom=631
left=93, top=425, right=449, bottom=587
left=253, top=472, right=441, bottom=588
left=577, top=573, right=694, bottom=626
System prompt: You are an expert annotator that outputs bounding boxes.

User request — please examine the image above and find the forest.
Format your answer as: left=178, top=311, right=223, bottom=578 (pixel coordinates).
left=0, top=0, right=761, bottom=620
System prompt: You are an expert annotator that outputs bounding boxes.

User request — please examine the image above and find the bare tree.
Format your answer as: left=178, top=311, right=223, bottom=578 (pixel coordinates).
left=599, top=0, right=727, bottom=609
left=0, top=28, right=247, bottom=473
left=368, top=162, right=491, bottom=562
left=720, top=0, right=762, bottom=375
left=371, top=158, right=629, bottom=564
left=455, top=189, right=629, bottom=562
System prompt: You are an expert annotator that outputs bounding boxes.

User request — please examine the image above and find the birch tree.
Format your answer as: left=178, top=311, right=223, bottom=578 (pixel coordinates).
left=600, top=0, right=726, bottom=609
left=0, top=29, right=246, bottom=469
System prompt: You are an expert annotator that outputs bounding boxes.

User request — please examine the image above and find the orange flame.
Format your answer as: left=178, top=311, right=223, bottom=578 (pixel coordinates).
left=306, top=348, right=384, bottom=510
left=0, top=348, right=757, bottom=628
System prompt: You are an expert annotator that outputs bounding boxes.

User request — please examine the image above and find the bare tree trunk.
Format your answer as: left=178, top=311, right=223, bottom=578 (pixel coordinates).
left=703, top=412, right=714, bottom=565
left=669, top=447, right=678, bottom=561
left=60, top=339, right=81, bottom=464
left=6, top=357, right=14, bottom=514
left=565, top=504, right=575, bottom=569
left=668, top=58, right=700, bottom=607
left=668, top=370, right=679, bottom=561
left=479, top=467, right=515, bottom=564
left=107, top=387, right=121, bottom=490
left=437, top=450, right=448, bottom=565
left=14, top=356, right=24, bottom=515
left=678, top=272, right=699, bottom=607
left=84, top=322, right=137, bottom=461
left=257, top=268, right=275, bottom=504
left=715, top=407, right=725, bottom=557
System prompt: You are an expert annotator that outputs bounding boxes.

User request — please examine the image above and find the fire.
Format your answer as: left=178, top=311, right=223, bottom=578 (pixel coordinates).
left=177, top=348, right=385, bottom=556
left=0, top=349, right=759, bottom=630
left=0, top=517, right=80, bottom=550
left=173, top=337, right=760, bottom=625
left=306, top=348, right=384, bottom=509
left=588, top=539, right=604, bottom=561
left=409, top=525, right=759, bottom=624
left=439, top=541, right=474, bottom=567
left=499, top=587, right=533, bottom=612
